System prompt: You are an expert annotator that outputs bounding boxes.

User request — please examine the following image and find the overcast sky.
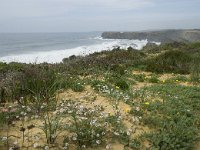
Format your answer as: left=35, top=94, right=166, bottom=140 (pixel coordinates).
left=0, top=0, right=200, bottom=32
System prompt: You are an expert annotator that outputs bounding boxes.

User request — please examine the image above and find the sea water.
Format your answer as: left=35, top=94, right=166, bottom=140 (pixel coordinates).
left=0, top=32, right=150, bottom=64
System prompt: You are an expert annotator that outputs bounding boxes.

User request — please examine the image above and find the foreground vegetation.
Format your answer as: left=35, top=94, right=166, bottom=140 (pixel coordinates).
left=0, top=42, right=200, bottom=150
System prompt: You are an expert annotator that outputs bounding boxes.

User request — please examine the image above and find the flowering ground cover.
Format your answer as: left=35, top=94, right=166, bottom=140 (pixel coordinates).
left=0, top=42, right=200, bottom=149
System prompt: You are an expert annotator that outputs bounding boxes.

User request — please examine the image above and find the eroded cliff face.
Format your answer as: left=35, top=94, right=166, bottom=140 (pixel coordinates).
left=101, top=29, right=200, bottom=43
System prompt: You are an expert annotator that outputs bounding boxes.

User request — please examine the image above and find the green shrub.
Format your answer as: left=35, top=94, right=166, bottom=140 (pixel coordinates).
left=71, top=82, right=85, bottom=92
left=132, top=74, right=146, bottom=82
left=142, top=43, right=159, bottom=54
left=23, top=66, right=57, bottom=96
left=190, top=54, right=200, bottom=83
left=129, top=139, right=142, bottom=149
left=9, top=62, right=24, bottom=71
left=110, top=64, right=126, bottom=75
left=115, top=80, right=129, bottom=91
left=146, top=123, right=198, bottom=150
left=134, top=65, right=147, bottom=71
left=133, top=84, right=200, bottom=149
left=0, top=88, right=6, bottom=103
left=166, top=75, right=189, bottom=83
left=106, top=75, right=129, bottom=91
left=0, top=108, right=19, bottom=126
left=146, top=50, right=192, bottom=74
left=148, top=74, right=160, bottom=83
left=189, top=42, right=200, bottom=49
left=159, top=42, right=188, bottom=51
left=0, top=62, right=8, bottom=72
left=0, top=112, right=7, bottom=125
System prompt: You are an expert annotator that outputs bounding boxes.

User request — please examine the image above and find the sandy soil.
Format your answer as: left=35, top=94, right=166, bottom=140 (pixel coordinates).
left=0, top=71, right=198, bottom=150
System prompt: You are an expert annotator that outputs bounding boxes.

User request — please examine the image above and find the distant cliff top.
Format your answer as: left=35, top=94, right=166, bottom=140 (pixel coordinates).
left=101, top=29, right=200, bottom=43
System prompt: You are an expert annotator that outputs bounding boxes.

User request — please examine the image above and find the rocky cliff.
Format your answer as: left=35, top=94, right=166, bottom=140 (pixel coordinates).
left=101, top=29, right=200, bottom=43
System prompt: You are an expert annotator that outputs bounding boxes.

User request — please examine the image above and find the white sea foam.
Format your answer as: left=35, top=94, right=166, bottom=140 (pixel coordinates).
left=151, top=41, right=161, bottom=45
left=0, top=39, right=148, bottom=64
left=92, top=36, right=103, bottom=40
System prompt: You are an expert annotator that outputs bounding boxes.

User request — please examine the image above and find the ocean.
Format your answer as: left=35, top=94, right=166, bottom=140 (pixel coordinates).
left=0, top=32, right=149, bottom=64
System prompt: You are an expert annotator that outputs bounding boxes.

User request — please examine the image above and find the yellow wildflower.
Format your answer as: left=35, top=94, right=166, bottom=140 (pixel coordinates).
left=162, top=80, right=165, bottom=83
left=176, top=80, right=179, bottom=82
left=125, top=108, right=131, bottom=113
left=108, top=112, right=114, bottom=116
left=144, top=102, right=150, bottom=105
left=116, top=86, right=120, bottom=89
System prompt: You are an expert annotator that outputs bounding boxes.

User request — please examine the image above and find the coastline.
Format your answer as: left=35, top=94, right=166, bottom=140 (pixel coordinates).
left=0, top=39, right=149, bottom=64
left=0, top=41, right=200, bottom=149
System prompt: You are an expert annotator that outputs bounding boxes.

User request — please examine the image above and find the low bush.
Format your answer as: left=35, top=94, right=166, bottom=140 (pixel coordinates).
left=146, top=50, right=192, bottom=74
left=133, top=84, right=200, bottom=149
left=110, top=64, right=126, bottom=75
left=132, top=74, right=146, bottom=82
left=166, top=75, right=189, bottom=83
left=106, top=75, right=129, bottom=91
left=115, top=79, right=129, bottom=91
left=71, top=82, right=85, bottom=92
left=147, top=74, right=160, bottom=83
left=0, top=112, right=8, bottom=125
left=190, top=54, right=200, bottom=83
left=0, top=62, right=8, bottom=73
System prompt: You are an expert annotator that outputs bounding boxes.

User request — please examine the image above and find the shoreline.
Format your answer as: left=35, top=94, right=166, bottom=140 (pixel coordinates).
left=0, top=39, right=149, bottom=64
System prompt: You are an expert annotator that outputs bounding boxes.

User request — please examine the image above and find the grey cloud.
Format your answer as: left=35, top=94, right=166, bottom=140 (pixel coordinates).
left=0, top=0, right=154, bottom=18
left=0, top=0, right=199, bottom=32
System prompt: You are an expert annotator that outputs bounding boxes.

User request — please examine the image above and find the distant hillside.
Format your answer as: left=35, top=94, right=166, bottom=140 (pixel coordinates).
left=101, top=29, right=200, bottom=43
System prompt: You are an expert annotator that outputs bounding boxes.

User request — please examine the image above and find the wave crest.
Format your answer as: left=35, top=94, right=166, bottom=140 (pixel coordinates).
left=0, top=39, right=149, bottom=64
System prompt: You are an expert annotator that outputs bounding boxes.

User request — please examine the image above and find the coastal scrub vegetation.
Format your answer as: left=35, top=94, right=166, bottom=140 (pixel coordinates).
left=0, top=42, right=200, bottom=149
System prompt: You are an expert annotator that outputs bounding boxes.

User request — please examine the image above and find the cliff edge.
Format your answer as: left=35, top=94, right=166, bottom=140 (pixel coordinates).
left=101, top=29, right=200, bottom=43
